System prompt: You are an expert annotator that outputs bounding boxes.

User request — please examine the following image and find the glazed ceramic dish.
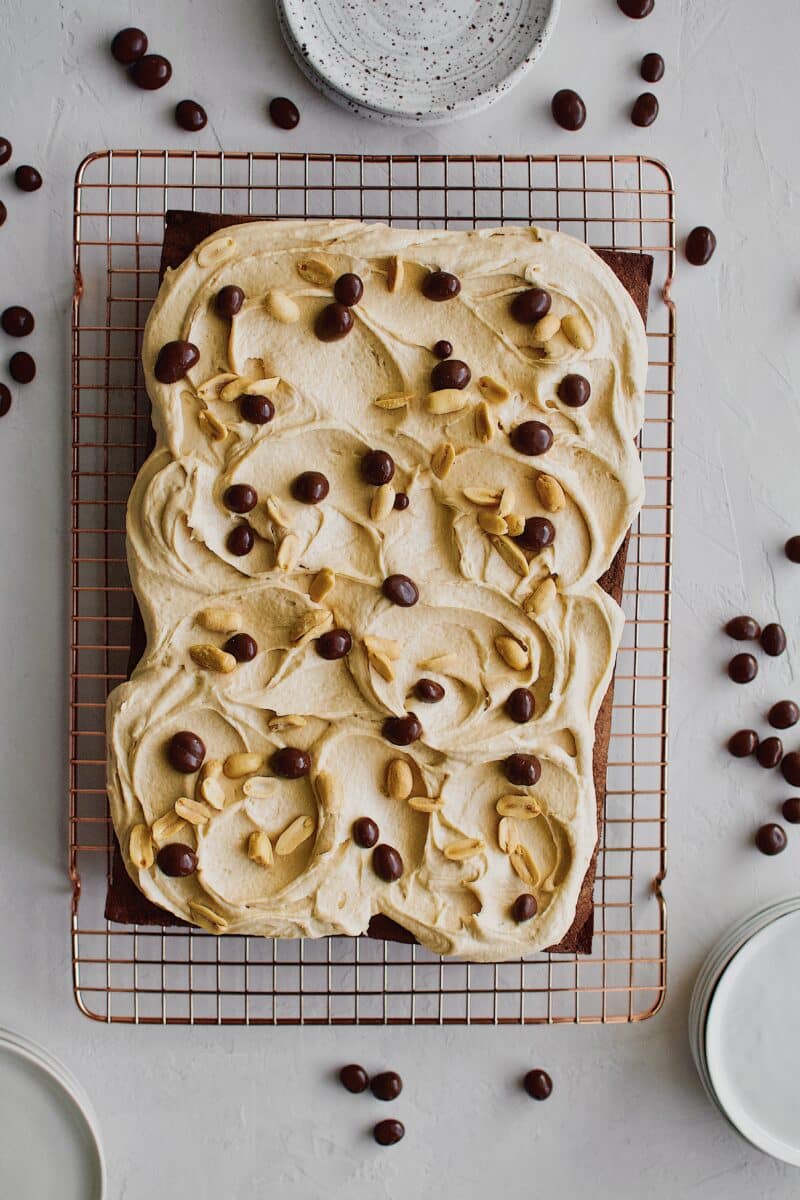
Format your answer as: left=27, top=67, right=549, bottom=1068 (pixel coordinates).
left=276, top=0, right=561, bottom=124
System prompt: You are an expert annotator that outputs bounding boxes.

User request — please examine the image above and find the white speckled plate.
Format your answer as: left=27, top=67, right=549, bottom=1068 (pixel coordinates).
left=276, top=0, right=561, bottom=124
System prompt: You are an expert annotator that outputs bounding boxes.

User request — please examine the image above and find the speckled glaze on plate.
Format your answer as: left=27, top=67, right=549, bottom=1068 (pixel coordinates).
left=276, top=0, right=561, bottom=124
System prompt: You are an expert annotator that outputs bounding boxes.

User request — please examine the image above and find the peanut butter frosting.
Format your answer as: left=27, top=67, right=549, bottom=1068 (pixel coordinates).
left=106, top=219, right=647, bottom=961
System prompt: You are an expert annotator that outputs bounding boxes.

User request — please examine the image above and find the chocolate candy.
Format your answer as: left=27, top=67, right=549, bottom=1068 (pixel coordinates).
left=755, top=737, right=782, bottom=769
left=382, top=574, right=419, bottom=607
left=769, top=701, right=799, bottom=730
left=361, top=449, right=395, bottom=486
left=618, top=0, right=654, bottom=16
left=422, top=270, right=461, bottom=301
left=333, top=273, right=364, bottom=306
left=785, top=535, right=800, bottom=563
left=0, top=384, right=11, bottom=418
left=371, top=1071, right=402, bottom=1101
left=223, top=483, right=257, bottom=513
left=728, top=653, right=757, bottom=684
left=506, top=688, right=535, bottom=724
left=631, top=93, right=659, bottom=127
left=558, top=373, right=591, bottom=407
left=641, top=52, right=665, bottom=83
left=0, top=201, right=6, bottom=226
left=414, top=678, right=445, bottom=703
left=14, top=165, right=42, bottom=192
left=316, top=628, right=352, bottom=660
left=315, top=301, right=354, bottom=342
left=9, top=352, right=35, bottom=383
left=523, top=1069, right=553, bottom=1100
left=728, top=729, right=758, bottom=758
left=510, top=288, right=551, bottom=325
left=725, top=615, right=760, bottom=641
left=227, top=523, right=255, bottom=556
left=382, top=714, right=422, bottom=746
left=685, top=226, right=717, bottom=266
left=111, top=27, right=148, bottom=64
left=292, top=471, right=329, bottom=504
left=431, top=358, right=471, bottom=391
left=224, top=633, right=258, bottom=662
left=373, top=1119, right=404, bottom=1146
left=175, top=99, right=207, bottom=132
left=394, top=492, right=410, bottom=511
left=131, top=53, right=172, bottom=90
left=761, top=623, right=787, bottom=657
left=432, top=339, right=453, bottom=360
left=515, top=516, right=555, bottom=553
left=0, top=137, right=12, bottom=165
left=353, top=817, right=379, bottom=849
left=167, top=731, right=206, bottom=773
left=239, top=393, right=274, bottom=425
left=215, top=285, right=244, bottom=318
left=1, top=306, right=34, bottom=337
left=782, top=752, right=800, bottom=787
left=271, top=746, right=311, bottom=778
left=551, top=89, right=586, bottom=131
left=510, top=420, right=553, bottom=456
left=372, top=844, right=403, bottom=881
left=512, top=893, right=538, bottom=923
left=504, top=753, right=541, bottom=787
left=781, top=797, right=800, bottom=824
left=269, top=96, right=300, bottom=130
left=339, top=1063, right=369, bottom=1093
left=755, top=823, right=787, bottom=856
left=156, top=843, right=198, bottom=877
left=154, top=339, right=199, bottom=384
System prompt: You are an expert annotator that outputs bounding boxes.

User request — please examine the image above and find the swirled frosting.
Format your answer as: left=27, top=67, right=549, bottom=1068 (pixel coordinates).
left=106, top=219, right=647, bottom=961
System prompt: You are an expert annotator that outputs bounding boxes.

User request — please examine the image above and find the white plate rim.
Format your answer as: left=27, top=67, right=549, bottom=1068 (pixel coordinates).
left=276, top=0, right=561, bottom=125
left=703, top=909, right=800, bottom=1166
left=0, top=1027, right=106, bottom=1198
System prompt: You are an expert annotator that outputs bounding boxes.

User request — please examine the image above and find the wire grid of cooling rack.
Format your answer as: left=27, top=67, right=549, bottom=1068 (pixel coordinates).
left=70, top=151, right=673, bottom=1025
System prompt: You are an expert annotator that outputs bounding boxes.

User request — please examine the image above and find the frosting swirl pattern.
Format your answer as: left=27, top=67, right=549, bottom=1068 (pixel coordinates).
left=107, top=220, right=647, bottom=961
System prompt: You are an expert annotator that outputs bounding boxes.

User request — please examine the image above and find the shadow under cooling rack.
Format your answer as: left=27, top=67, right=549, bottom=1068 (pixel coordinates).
left=70, top=151, right=673, bottom=1025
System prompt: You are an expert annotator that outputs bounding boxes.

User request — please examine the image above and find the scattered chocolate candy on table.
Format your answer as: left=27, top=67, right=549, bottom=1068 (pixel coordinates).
left=755, top=823, right=787, bottom=856
left=781, top=752, right=800, bottom=787
left=618, top=0, right=654, bottom=17
left=685, top=225, right=717, bottom=266
left=14, top=165, right=42, bottom=192
left=640, top=52, right=665, bottom=83
left=782, top=798, right=800, bottom=825
left=761, top=622, right=786, bottom=657
left=0, top=137, right=12, bottom=164
left=269, top=96, right=300, bottom=130
left=373, top=1119, right=405, bottom=1146
left=9, top=352, right=35, bottom=383
left=0, top=383, right=11, bottom=418
left=175, top=99, right=207, bottom=132
left=551, top=89, right=586, bottom=132
left=727, top=729, right=758, bottom=758
left=111, top=27, right=148, bottom=64
left=339, top=1063, right=369, bottom=1093
left=371, top=1071, right=403, bottom=1101
left=785, top=535, right=800, bottom=563
left=1, top=305, right=34, bottom=336
left=755, top=737, right=782, bottom=770
left=728, top=653, right=757, bottom=684
left=631, top=92, right=659, bottom=127
left=768, top=700, right=799, bottom=730
left=0, top=201, right=7, bottom=227
left=725, top=614, right=760, bottom=640
left=131, top=53, right=172, bottom=90
left=523, top=1069, right=553, bottom=1100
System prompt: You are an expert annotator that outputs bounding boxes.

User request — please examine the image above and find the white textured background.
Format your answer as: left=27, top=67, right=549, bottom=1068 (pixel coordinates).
left=2, top=1, right=800, bottom=1195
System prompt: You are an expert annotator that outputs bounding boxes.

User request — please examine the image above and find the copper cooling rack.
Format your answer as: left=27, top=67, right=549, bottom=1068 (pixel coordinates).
left=70, top=151, right=673, bottom=1025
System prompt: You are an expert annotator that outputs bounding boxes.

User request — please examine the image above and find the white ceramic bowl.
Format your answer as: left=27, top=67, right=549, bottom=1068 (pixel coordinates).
left=276, top=0, right=561, bottom=125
